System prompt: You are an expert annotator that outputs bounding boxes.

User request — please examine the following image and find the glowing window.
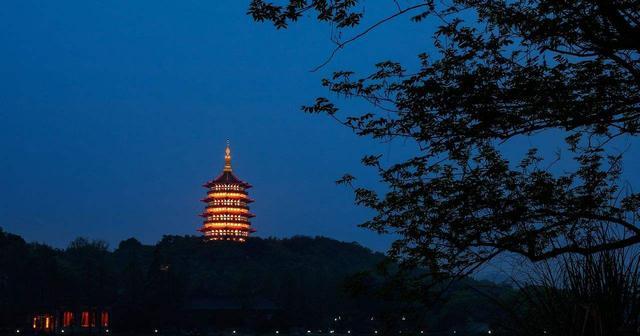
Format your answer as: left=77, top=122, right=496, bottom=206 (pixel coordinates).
left=81, top=312, right=90, bottom=327
left=101, top=311, right=109, bottom=327
left=63, top=311, right=74, bottom=327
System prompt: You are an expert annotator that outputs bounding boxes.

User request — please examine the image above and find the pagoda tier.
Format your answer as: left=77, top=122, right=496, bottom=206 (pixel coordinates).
left=199, top=142, right=255, bottom=242
left=201, top=195, right=255, bottom=203
left=200, top=213, right=256, bottom=219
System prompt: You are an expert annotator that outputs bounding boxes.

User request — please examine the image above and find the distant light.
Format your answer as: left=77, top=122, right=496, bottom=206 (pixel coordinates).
left=154, top=329, right=158, bottom=334
left=488, top=331, right=492, bottom=335
left=330, top=331, right=334, bottom=334
left=402, top=316, right=406, bottom=321
left=106, top=330, right=110, bottom=333
left=307, top=331, right=311, bottom=334
left=374, top=331, right=378, bottom=334
left=334, top=318, right=338, bottom=322
left=453, top=331, right=457, bottom=334
left=347, top=331, right=351, bottom=334
left=420, top=331, right=424, bottom=334
left=370, top=317, right=374, bottom=321
left=276, top=331, right=279, bottom=334
left=16, top=330, right=20, bottom=334
left=233, top=331, right=236, bottom=334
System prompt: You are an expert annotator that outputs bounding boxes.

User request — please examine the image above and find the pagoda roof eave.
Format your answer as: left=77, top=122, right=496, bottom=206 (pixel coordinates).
left=202, top=221, right=253, bottom=226
left=198, top=226, right=254, bottom=232
left=201, top=197, right=254, bottom=203
left=199, top=202, right=250, bottom=208
left=203, top=183, right=253, bottom=190
left=200, top=213, right=255, bottom=218
left=198, top=228, right=253, bottom=233
left=204, top=171, right=252, bottom=188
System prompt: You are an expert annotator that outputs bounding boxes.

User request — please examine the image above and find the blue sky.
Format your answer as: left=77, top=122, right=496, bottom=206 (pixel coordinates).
left=1, top=1, right=638, bottom=253
left=0, top=0, right=429, bottom=250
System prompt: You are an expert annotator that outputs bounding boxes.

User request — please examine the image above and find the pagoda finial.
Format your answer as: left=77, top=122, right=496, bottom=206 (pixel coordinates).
left=224, top=139, right=232, bottom=172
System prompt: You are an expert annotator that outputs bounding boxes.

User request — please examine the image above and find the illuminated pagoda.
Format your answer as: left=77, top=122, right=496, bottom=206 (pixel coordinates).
left=199, top=141, right=255, bottom=242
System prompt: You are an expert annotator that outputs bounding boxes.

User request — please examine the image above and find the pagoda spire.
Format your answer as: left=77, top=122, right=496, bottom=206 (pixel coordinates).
left=224, top=139, right=232, bottom=172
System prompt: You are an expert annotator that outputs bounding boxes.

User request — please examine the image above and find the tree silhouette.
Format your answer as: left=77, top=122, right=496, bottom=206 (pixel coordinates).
left=248, top=0, right=640, bottom=281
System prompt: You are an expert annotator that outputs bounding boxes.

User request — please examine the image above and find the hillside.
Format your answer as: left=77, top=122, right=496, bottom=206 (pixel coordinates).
left=0, top=228, right=513, bottom=333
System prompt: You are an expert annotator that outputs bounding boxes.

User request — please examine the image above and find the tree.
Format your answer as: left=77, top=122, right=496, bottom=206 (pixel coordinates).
left=248, top=0, right=640, bottom=281
left=65, top=238, right=115, bottom=305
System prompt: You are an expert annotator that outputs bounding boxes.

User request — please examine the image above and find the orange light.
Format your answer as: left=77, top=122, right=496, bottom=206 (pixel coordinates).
left=203, top=229, right=249, bottom=237
left=212, top=184, right=243, bottom=191
left=101, top=311, right=109, bottom=327
left=206, top=207, right=249, bottom=214
left=201, top=143, right=254, bottom=243
left=81, top=312, right=90, bottom=328
left=207, top=192, right=247, bottom=199
left=63, top=312, right=73, bottom=327
left=203, top=223, right=250, bottom=229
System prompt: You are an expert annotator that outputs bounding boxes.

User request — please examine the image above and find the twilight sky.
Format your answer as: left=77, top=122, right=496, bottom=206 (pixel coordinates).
left=0, top=0, right=425, bottom=250
left=1, top=1, right=639, bottom=252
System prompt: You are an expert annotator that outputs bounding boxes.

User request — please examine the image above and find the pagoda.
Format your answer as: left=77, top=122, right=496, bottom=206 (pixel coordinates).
left=199, top=141, right=255, bottom=242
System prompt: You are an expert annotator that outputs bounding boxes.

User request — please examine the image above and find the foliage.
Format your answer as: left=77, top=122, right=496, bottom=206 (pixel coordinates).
left=247, top=0, right=640, bottom=282
left=0, top=229, right=513, bottom=333
left=510, top=247, right=640, bottom=336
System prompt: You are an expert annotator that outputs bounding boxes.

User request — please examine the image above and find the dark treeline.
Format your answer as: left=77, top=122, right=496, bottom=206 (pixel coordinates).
left=0, top=228, right=512, bottom=334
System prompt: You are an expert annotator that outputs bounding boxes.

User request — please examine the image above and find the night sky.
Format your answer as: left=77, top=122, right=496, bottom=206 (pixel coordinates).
left=1, top=1, right=639, bottom=251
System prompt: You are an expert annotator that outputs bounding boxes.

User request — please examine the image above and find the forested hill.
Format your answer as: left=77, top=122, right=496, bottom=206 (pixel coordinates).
left=0, top=228, right=512, bottom=333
